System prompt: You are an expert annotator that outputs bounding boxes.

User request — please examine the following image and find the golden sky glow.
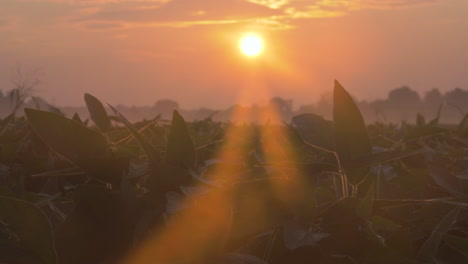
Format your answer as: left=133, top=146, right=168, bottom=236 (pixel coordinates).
left=0, top=0, right=467, bottom=108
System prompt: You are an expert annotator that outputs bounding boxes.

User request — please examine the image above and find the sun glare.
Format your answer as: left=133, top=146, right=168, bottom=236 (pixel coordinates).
left=240, top=35, right=263, bottom=56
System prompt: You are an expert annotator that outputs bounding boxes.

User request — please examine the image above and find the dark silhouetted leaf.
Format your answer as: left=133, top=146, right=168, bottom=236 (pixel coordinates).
left=108, top=104, right=161, bottom=163
left=71, top=112, right=83, bottom=124
left=25, top=108, right=107, bottom=160
left=423, top=147, right=467, bottom=197
left=283, top=219, right=329, bottom=250
left=54, top=185, right=134, bottom=264
left=417, top=206, right=461, bottom=262
left=333, top=80, right=372, bottom=184
left=0, top=196, right=57, bottom=264
left=291, top=113, right=334, bottom=151
left=357, top=181, right=375, bottom=220
left=443, top=234, right=468, bottom=258
left=166, top=110, right=196, bottom=169
left=84, top=93, right=111, bottom=133
left=343, top=149, right=422, bottom=170
left=24, top=108, right=123, bottom=183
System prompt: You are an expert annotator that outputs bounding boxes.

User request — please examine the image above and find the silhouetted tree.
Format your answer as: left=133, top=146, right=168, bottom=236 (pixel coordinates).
left=424, top=89, right=443, bottom=106
left=445, top=88, right=468, bottom=115
left=386, top=86, right=421, bottom=121
left=153, top=99, right=179, bottom=118
left=422, top=88, right=444, bottom=118
left=269, top=97, right=293, bottom=120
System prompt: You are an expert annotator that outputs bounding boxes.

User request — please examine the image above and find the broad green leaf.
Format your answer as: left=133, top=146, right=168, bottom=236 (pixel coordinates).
left=371, top=216, right=401, bottom=232
left=416, top=206, right=461, bottom=261
left=71, top=112, right=83, bottom=124
left=374, top=197, right=468, bottom=210
left=333, top=80, right=372, bottom=184
left=443, top=234, right=468, bottom=258
left=84, top=93, right=111, bottom=133
left=343, top=149, right=422, bottom=170
left=319, top=198, right=373, bottom=259
left=108, top=104, right=161, bottom=163
left=0, top=196, right=57, bottom=264
left=357, top=181, right=375, bottom=220
left=291, top=113, right=334, bottom=151
left=423, top=147, right=466, bottom=197
left=25, top=108, right=107, bottom=159
left=0, top=241, right=42, bottom=264
left=24, top=108, right=121, bottom=183
left=282, top=219, right=329, bottom=250
left=387, top=228, right=413, bottom=258
left=405, top=124, right=446, bottom=141
left=166, top=110, right=196, bottom=169
left=54, top=185, right=135, bottom=264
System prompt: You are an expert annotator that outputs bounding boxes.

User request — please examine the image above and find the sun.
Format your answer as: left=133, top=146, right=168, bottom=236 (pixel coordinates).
left=240, top=35, right=263, bottom=56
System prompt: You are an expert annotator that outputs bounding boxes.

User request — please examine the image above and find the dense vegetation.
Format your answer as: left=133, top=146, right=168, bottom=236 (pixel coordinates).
left=0, top=81, right=467, bottom=264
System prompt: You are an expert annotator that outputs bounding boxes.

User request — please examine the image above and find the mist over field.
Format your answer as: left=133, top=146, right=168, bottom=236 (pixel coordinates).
left=1, top=83, right=466, bottom=124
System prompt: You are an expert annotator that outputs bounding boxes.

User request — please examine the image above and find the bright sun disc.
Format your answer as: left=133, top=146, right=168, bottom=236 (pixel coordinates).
left=240, top=35, right=263, bottom=56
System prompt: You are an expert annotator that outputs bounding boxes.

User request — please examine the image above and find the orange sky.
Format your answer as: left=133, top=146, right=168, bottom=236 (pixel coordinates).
left=0, top=0, right=467, bottom=108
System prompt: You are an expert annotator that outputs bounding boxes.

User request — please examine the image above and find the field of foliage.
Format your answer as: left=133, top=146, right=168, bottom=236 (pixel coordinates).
left=0, top=81, right=467, bottom=264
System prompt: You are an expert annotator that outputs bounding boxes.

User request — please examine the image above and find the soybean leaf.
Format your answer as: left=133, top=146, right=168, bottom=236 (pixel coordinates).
left=24, top=108, right=122, bottom=183
left=0, top=196, right=57, bottom=264
left=443, top=234, right=468, bottom=258
left=423, top=147, right=467, bottom=197
left=108, top=104, right=161, bottom=163
left=0, top=241, right=42, bottom=264
left=333, top=80, right=372, bottom=184
left=283, top=219, right=329, bottom=250
left=357, top=181, right=375, bottom=220
left=84, top=93, right=111, bottom=133
left=71, top=112, right=83, bottom=124
left=291, top=113, right=334, bottom=151
left=416, top=206, right=461, bottom=262
left=343, top=149, right=422, bottom=170
left=166, top=110, right=196, bottom=169
left=54, top=185, right=134, bottom=264
left=25, top=108, right=107, bottom=160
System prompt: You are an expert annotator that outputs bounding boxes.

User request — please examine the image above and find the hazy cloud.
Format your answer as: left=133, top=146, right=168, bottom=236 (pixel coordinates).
left=77, top=0, right=281, bottom=22
left=5, top=0, right=441, bottom=31
left=18, top=0, right=171, bottom=4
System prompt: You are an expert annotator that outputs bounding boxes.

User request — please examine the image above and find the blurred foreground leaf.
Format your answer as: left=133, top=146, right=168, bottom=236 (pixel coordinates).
left=0, top=196, right=57, bottom=264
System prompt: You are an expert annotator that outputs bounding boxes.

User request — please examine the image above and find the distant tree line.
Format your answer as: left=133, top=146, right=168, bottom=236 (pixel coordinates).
left=0, top=86, right=466, bottom=124
left=295, top=86, right=468, bottom=124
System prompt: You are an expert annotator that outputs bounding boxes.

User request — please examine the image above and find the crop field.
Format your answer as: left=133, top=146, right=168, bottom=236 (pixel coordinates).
left=0, top=81, right=467, bottom=264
